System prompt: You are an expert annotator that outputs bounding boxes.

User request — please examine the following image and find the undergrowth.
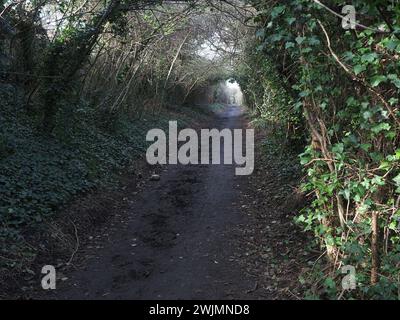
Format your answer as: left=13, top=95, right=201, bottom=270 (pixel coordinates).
left=0, top=86, right=213, bottom=272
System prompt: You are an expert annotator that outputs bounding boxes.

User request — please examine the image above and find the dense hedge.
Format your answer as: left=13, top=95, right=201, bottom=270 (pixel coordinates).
left=238, top=0, right=400, bottom=299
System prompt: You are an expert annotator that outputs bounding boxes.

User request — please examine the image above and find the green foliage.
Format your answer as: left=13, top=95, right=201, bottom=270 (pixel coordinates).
left=0, top=86, right=211, bottom=267
left=236, top=41, right=305, bottom=151
left=247, top=0, right=400, bottom=299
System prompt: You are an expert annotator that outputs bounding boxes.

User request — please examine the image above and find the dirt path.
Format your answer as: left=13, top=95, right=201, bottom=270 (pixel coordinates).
left=40, top=105, right=261, bottom=300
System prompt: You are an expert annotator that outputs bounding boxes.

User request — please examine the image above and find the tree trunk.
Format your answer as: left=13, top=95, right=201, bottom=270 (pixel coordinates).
left=40, top=0, right=122, bottom=133
left=371, top=211, right=379, bottom=285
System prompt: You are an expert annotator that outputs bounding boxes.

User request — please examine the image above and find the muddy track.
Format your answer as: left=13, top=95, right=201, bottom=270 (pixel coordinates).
left=40, top=105, right=260, bottom=300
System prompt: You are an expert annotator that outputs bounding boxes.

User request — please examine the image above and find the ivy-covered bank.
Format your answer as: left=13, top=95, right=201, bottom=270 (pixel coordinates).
left=237, top=0, right=400, bottom=299
left=0, top=85, right=213, bottom=271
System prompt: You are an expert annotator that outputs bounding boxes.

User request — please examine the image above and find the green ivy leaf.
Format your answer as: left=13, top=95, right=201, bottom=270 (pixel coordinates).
left=295, top=36, right=306, bottom=45
left=370, top=75, right=387, bottom=87
left=271, top=5, right=286, bottom=18
left=388, top=74, right=400, bottom=88
left=354, top=64, right=366, bottom=75
left=393, top=174, right=400, bottom=193
left=361, top=52, right=378, bottom=63
left=371, top=122, right=391, bottom=134
left=285, top=42, right=295, bottom=49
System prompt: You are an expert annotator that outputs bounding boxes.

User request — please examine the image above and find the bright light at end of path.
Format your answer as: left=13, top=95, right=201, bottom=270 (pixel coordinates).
left=225, top=80, right=243, bottom=106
